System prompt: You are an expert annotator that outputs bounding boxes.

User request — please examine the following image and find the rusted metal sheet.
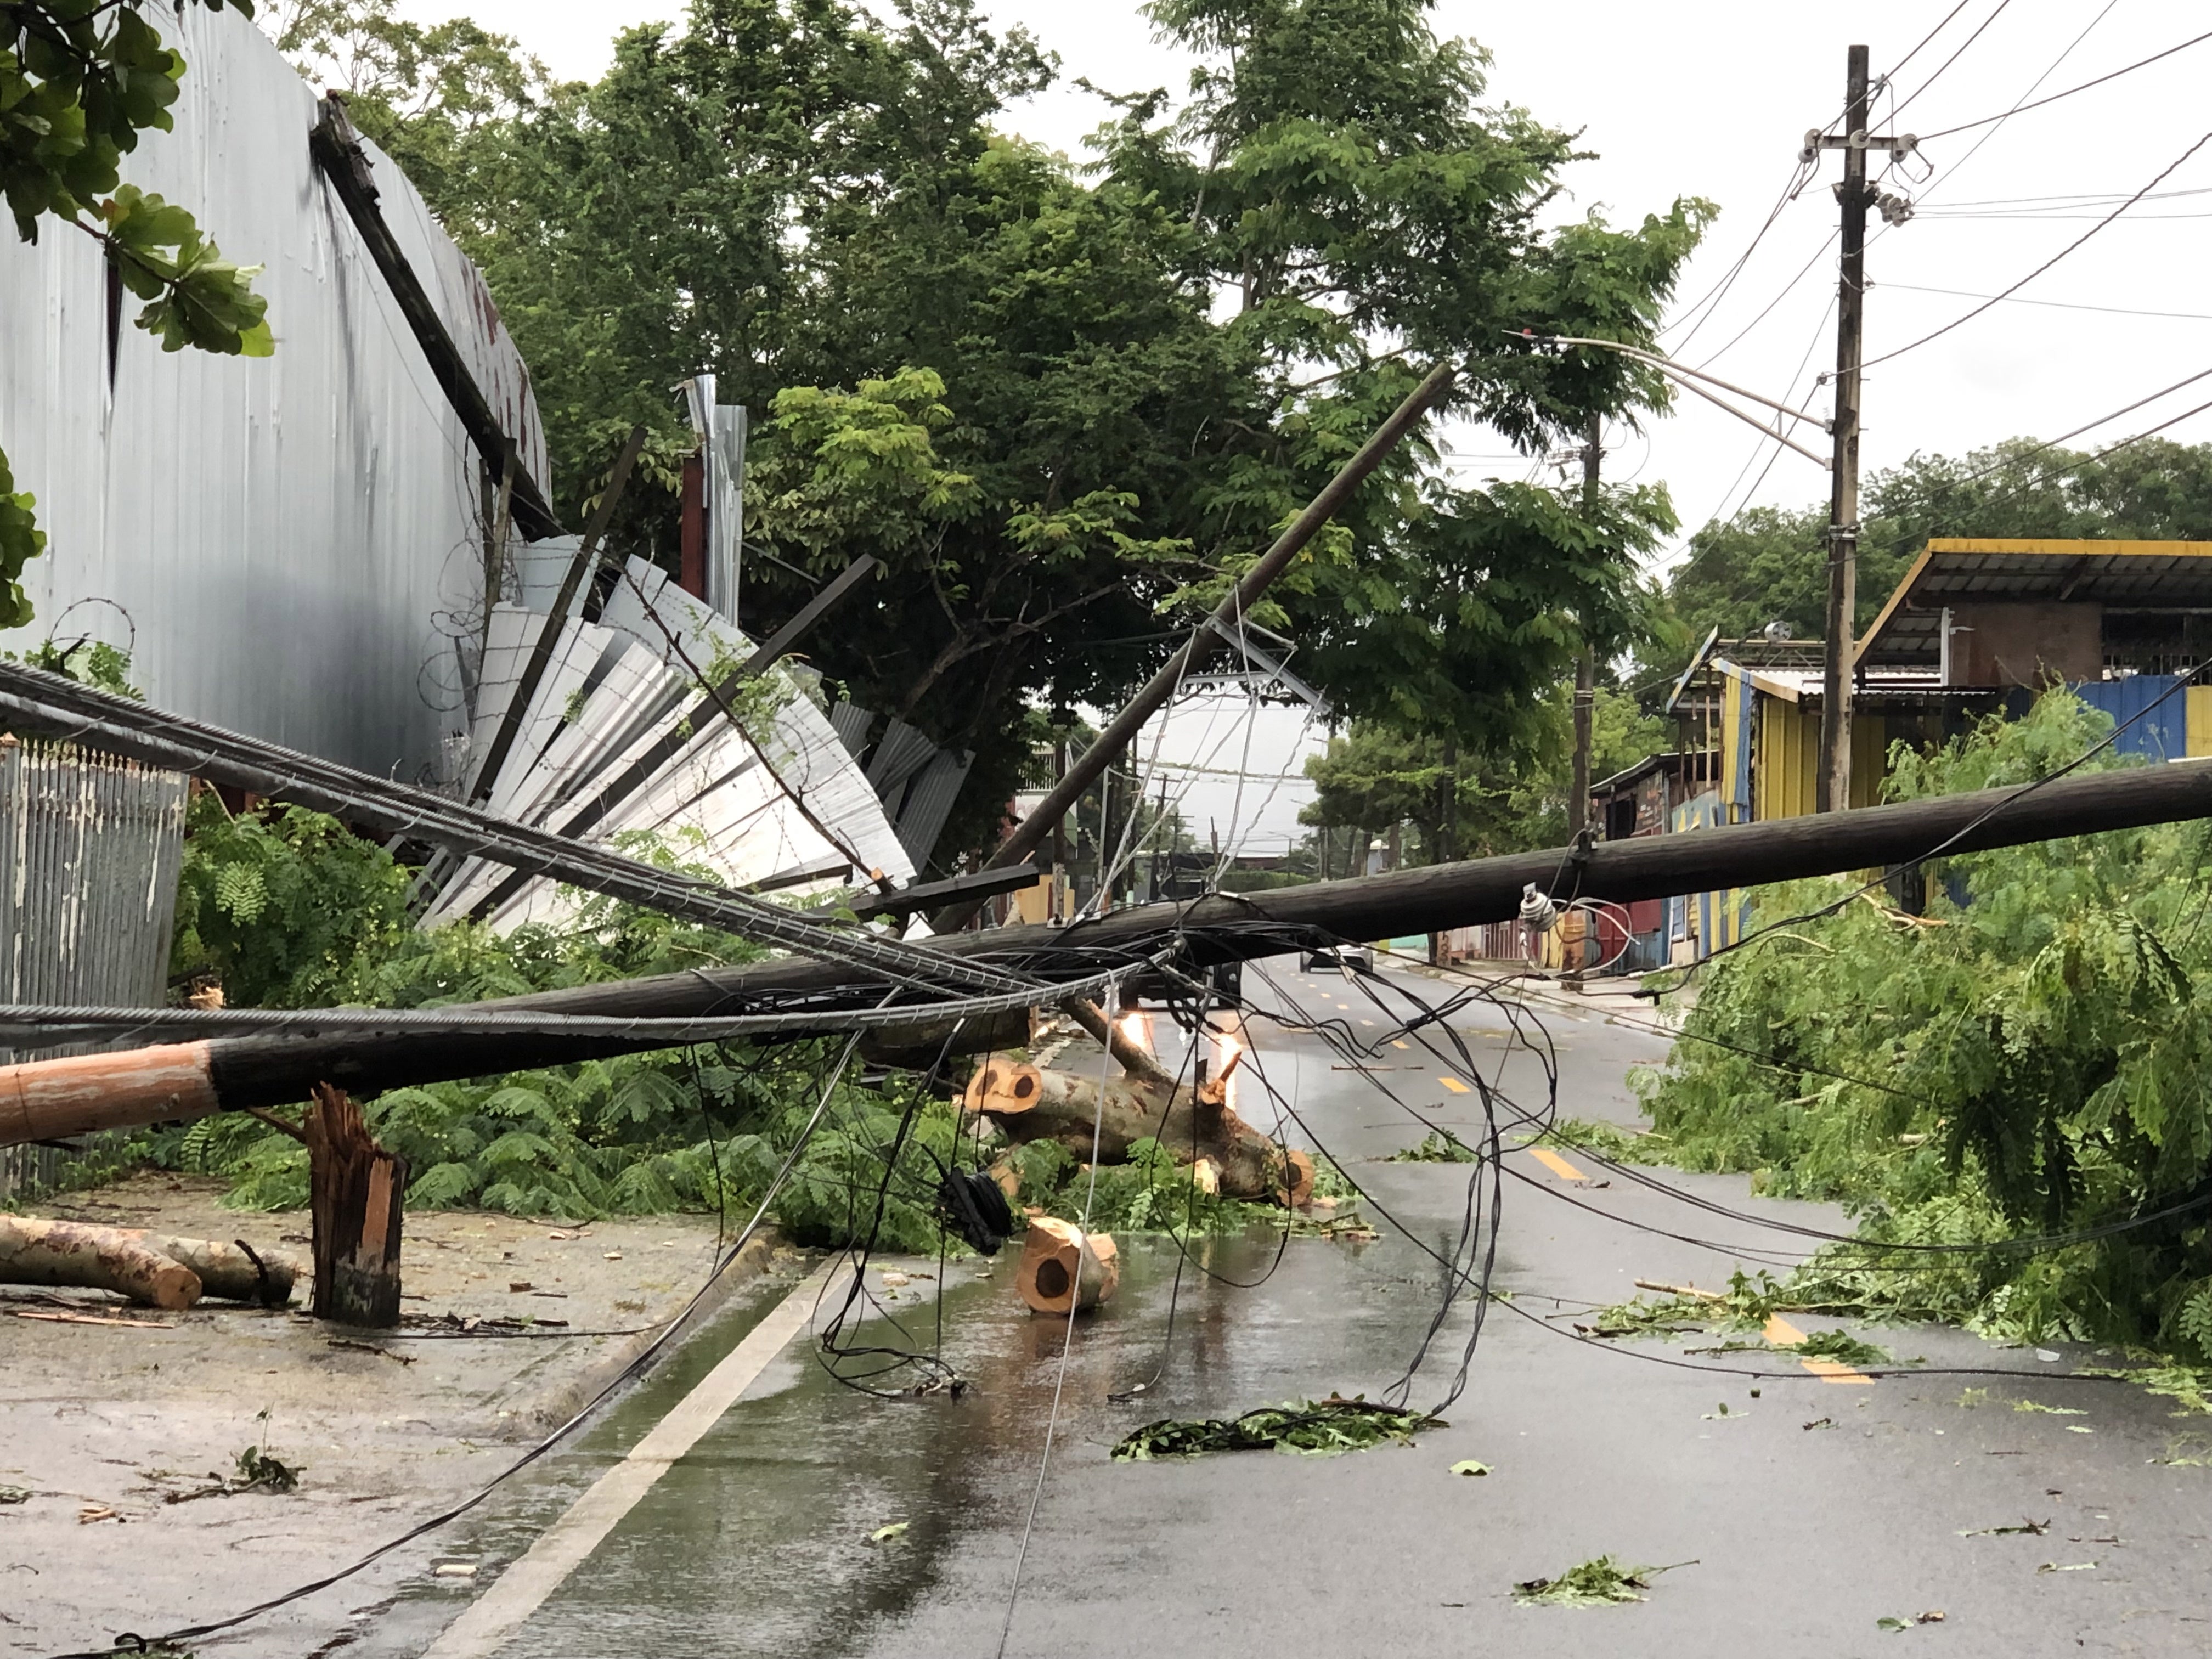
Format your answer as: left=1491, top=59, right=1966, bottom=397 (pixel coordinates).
left=0, top=738, right=191, bottom=1198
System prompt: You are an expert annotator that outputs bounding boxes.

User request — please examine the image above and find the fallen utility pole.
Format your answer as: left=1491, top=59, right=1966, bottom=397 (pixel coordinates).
left=931, top=362, right=1459, bottom=933
left=9, top=755, right=2212, bottom=1145
left=309, top=95, right=562, bottom=541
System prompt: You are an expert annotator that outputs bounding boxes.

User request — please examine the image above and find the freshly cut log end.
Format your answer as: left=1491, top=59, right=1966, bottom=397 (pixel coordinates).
left=962, top=1058, right=1044, bottom=1116
left=1277, top=1148, right=1316, bottom=1209
left=1015, top=1216, right=1120, bottom=1315
left=0, top=1216, right=201, bottom=1310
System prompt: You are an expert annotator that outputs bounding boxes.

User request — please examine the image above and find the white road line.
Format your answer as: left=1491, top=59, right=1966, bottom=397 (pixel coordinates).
left=421, top=1262, right=833, bottom=1658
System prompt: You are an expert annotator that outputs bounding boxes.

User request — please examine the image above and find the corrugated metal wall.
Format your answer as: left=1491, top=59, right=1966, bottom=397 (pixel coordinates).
left=0, top=9, right=545, bottom=786
left=2074, top=674, right=2188, bottom=761
left=0, top=738, right=190, bottom=1200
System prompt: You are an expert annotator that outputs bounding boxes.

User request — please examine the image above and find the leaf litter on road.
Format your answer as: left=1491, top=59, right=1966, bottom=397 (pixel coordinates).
left=1111, top=1396, right=1439, bottom=1461
left=1513, top=1556, right=1692, bottom=1607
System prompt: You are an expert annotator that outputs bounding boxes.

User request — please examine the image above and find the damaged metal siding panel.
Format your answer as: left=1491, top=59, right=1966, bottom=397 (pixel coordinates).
left=0, top=740, right=188, bottom=1198
left=0, top=8, right=543, bottom=785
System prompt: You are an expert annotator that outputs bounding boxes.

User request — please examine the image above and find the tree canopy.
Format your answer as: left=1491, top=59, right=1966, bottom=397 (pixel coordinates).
left=289, top=0, right=1709, bottom=862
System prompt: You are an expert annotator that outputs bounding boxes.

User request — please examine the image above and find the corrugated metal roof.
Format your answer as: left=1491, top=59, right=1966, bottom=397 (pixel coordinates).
left=0, top=9, right=544, bottom=783
left=1861, top=539, right=2212, bottom=665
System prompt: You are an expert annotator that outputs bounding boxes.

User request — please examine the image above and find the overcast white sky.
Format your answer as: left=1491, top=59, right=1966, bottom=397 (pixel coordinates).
left=395, top=1, right=2212, bottom=847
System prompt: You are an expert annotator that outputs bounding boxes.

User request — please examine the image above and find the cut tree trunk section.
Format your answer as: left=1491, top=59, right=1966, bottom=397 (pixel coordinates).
left=1015, top=1217, right=1119, bottom=1314
left=0, top=1216, right=200, bottom=1308
left=306, top=1083, right=407, bottom=1327
left=965, top=1062, right=1312, bottom=1205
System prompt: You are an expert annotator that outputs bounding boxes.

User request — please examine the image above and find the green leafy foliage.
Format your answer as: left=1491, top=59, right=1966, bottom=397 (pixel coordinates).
left=2, top=3, right=271, bottom=627
left=170, top=794, right=412, bottom=1008
left=1513, top=1555, right=1665, bottom=1607
left=1636, top=688, right=2212, bottom=1360
left=0, top=446, right=42, bottom=629
left=3, top=634, right=138, bottom=696
left=1111, top=1396, right=1438, bottom=1460
left=100, top=183, right=271, bottom=355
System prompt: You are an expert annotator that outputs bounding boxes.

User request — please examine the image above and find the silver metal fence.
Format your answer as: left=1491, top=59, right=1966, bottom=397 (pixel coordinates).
left=0, top=736, right=189, bottom=1200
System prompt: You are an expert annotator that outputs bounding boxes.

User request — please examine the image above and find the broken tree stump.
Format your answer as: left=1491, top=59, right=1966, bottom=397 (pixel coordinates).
left=306, top=1083, right=406, bottom=1327
left=963, top=1060, right=1312, bottom=1205
left=0, top=1215, right=201, bottom=1308
left=1015, top=1217, right=1120, bottom=1314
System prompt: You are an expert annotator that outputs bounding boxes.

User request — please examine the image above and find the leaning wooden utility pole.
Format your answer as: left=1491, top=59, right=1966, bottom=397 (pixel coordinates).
left=931, top=363, right=1458, bottom=933
left=1570, top=410, right=1600, bottom=833
left=1807, top=45, right=1913, bottom=812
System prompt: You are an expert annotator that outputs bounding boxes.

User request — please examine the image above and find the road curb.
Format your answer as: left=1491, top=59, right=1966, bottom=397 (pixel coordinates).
left=509, top=1227, right=788, bottom=1432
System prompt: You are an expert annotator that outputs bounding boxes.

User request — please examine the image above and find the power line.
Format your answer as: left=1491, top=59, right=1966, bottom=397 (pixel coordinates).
left=1864, top=129, right=2212, bottom=369
left=1886, top=0, right=1978, bottom=83
left=1917, top=27, right=2212, bottom=140
left=1877, top=281, right=2212, bottom=323
left=1890, top=0, right=2015, bottom=121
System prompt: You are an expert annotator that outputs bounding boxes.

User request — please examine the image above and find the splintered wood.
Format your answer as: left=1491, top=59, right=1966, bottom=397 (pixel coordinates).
left=1015, top=1217, right=1120, bottom=1314
left=307, top=1083, right=408, bottom=1327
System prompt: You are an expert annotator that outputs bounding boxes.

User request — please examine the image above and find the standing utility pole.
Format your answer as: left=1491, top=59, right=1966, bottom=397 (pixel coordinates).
left=1570, top=410, right=1600, bottom=835
left=1805, top=47, right=1914, bottom=811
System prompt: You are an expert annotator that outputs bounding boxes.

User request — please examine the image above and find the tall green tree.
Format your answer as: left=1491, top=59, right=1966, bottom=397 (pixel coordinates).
left=283, top=0, right=1709, bottom=862
left=1, top=0, right=274, bottom=628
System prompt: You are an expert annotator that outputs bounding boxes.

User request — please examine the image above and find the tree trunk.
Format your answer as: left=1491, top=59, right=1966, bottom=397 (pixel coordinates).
left=963, top=1062, right=1311, bottom=1205
left=0, top=1216, right=200, bottom=1308
left=153, top=1234, right=299, bottom=1305
left=1015, top=1216, right=1119, bottom=1314
left=306, top=1083, right=406, bottom=1327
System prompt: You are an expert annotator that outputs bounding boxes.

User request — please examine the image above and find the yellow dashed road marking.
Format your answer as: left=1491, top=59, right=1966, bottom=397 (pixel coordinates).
left=1764, top=1313, right=1875, bottom=1385
left=1392, top=1040, right=1409, bottom=1051
left=1528, top=1147, right=1585, bottom=1181
left=1439, top=1075, right=1471, bottom=1094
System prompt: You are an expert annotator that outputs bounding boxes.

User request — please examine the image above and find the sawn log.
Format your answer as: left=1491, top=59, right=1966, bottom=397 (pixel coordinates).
left=963, top=1060, right=1312, bottom=1205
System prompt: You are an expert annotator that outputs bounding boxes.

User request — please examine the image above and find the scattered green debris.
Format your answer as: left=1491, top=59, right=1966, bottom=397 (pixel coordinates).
left=2036, top=1561, right=2097, bottom=1574
left=2076, top=1363, right=2212, bottom=1415
left=2066, top=1425, right=2095, bottom=1434
left=867, top=1522, right=909, bottom=1545
left=1803, top=1417, right=1833, bottom=1431
left=1527, top=1117, right=1670, bottom=1165
left=2012, top=1401, right=2086, bottom=1415
left=2151, top=1434, right=2212, bottom=1466
left=1877, top=1611, right=1946, bottom=1630
left=1112, top=1397, right=1440, bottom=1462
left=1788, top=1329, right=1899, bottom=1367
left=1389, top=1130, right=1477, bottom=1164
left=1449, top=1459, right=1491, bottom=1477
left=1958, top=1518, right=2048, bottom=1537
left=1513, top=1555, right=1686, bottom=1607
left=0, top=1484, right=27, bottom=1504
left=1956, top=1388, right=1990, bottom=1408
left=1700, top=1402, right=1746, bottom=1421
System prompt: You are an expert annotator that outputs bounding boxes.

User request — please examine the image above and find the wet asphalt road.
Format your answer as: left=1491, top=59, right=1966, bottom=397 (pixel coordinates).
left=364, top=960, right=2212, bottom=1658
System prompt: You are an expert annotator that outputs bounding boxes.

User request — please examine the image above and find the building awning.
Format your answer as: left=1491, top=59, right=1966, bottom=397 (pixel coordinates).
left=1860, top=538, right=2212, bottom=668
